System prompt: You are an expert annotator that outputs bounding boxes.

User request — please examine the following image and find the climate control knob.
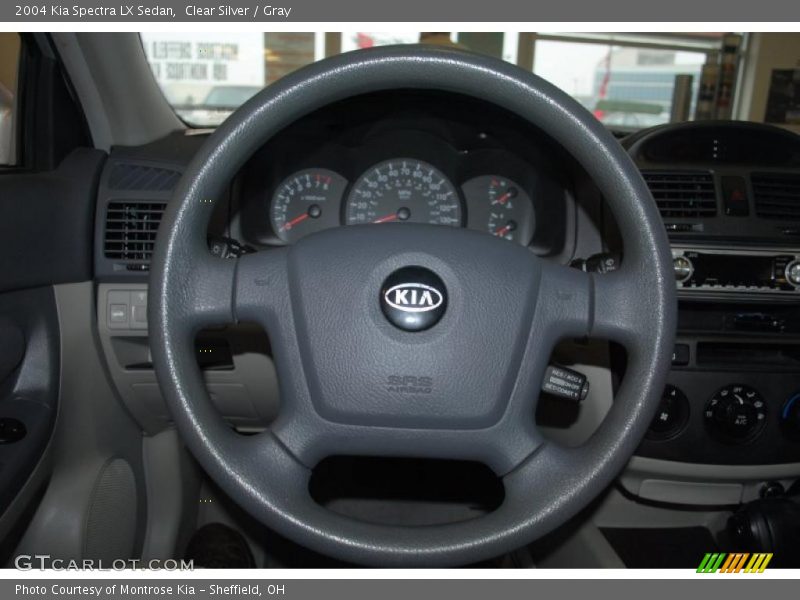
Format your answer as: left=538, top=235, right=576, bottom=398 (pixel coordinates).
left=781, top=392, right=800, bottom=441
left=647, top=384, right=690, bottom=440
left=705, top=384, right=766, bottom=443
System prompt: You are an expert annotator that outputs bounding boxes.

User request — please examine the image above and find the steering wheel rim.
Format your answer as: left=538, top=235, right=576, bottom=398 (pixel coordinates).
left=150, top=46, right=676, bottom=567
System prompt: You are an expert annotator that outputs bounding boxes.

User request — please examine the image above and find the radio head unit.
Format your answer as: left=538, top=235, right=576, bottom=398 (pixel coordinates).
left=672, top=247, right=800, bottom=295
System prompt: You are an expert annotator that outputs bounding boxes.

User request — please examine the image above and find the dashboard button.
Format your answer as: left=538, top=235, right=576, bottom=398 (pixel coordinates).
left=109, top=304, right=127, bottom=323
left=107, top=290, right=131, bottom=329
left=132, top=305, right=148, bottom=324
left=671, top=344, right=690, bottom=366
left=130, top=290, right=148, bottom=330
left=721, top=175, right=749, bottom=216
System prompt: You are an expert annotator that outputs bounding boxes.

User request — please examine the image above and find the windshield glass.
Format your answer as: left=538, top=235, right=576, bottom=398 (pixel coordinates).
left=140, top=32, right=733, bottom=130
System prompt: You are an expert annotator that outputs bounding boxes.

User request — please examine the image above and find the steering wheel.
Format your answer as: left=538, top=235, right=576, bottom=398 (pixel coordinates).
left=150, top=46, right=676, bottom=567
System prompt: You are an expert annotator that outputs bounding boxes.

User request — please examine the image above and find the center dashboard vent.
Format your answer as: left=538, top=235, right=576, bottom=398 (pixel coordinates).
left=641, top=171, right=718, bottom=219
left=752, top=173, right=800, bottom=220
left=103, top=201, right=167, bottom=265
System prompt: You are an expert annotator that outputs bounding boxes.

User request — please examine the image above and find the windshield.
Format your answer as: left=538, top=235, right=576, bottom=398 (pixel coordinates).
left=140, top=32, right=732, bottom=130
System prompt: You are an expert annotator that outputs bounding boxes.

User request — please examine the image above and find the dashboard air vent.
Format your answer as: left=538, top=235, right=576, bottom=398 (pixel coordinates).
left=108, top=163, right=181, bottom=192
left=752, top=173, right=800, bottom=220
left=103, top=201, right=166, bottom=264
left=641, top=171, right=717, bottom=219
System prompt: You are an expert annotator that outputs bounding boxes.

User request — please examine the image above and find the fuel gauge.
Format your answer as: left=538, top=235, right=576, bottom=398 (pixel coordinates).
left=487, top=180, right=518, bottom=240
left=463, top=175, right=534, bottom=245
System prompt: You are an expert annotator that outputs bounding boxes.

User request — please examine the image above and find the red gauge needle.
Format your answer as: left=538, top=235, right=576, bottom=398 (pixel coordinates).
left=280, top=213, right=309, bottom=231
left=495, top=192, right=512, bottom=205
left=372, top=213, right=399, bottom=224
left=494, top=220, right=517, bottom=237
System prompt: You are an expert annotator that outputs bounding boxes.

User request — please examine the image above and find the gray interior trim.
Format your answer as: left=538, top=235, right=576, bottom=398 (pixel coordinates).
left=626, top=455, right=800, bottom=482
left=536, top=517, right=627, bottom=568
left=52, top=33, right=183, bottom=150
left=0, top=443, right=52, bottom=559
left=96, top=283, right=279, bottom=435
left=538, top=486, right=733, bottom=567
left=14, top=283, right=145, bottom=562
left=140, top=428, right=201, bottom=561
left=0, top=286, right=60, bottom=522
left=620, top=456, right=799, bottom=505
left=50, top=33, right=112, bottom=151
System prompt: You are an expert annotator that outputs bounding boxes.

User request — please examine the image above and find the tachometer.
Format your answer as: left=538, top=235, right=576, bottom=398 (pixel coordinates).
left=345, top=159, right=461, bottom=227
left=270, top=169, right=347, bottom=243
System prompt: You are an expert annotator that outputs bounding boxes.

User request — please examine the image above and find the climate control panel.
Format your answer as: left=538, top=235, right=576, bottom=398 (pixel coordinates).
left=639, top=373, right=800, bottom=465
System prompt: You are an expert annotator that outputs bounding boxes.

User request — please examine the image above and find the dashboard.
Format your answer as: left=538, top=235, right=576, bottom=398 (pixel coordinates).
left=93, top=92, right=800, bottom=509
left=236, top=91, right=570, bottom=254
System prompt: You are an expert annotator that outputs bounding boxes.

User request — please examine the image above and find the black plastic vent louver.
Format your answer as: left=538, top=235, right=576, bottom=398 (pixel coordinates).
left=752, top=173, right=800, bottom=220
left=108, top=163, right=181, bottom=192
left=641, top=171, right=717, bottom=219
left=103, top=201, right=166, bottom=263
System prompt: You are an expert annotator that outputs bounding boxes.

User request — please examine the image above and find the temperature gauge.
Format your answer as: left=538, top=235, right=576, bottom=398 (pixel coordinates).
left=462, top=175, right=534, bottom=245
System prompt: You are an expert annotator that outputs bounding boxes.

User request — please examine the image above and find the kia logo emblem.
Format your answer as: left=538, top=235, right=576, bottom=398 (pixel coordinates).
left=380, top=267, right=447, bottom=331
left=384, top=283, right=444, bottom=313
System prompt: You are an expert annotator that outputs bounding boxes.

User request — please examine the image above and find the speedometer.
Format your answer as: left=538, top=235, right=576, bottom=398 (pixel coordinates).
left=345, top=159, right=461, bottom=227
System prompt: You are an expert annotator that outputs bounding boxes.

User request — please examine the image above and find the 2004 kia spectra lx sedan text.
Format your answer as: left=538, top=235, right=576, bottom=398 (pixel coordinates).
left=0, top=32, right=799, bottom=568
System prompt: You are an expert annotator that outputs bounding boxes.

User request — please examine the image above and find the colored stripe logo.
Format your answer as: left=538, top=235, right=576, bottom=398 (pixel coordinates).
left=697, top=553, right=773, bottom=573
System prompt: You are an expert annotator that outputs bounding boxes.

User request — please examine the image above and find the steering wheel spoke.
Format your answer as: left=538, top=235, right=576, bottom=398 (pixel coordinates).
left=537, top=262, right=655, bottom=350
left=232, top=248, right=291, bottom=328
left=156, top=248, right=294, bottom=335
left=153, top=251, right=237, bottom=334
left=536, top=261, right=594, bottom=342
left=592, top=268, right=654, bottom=347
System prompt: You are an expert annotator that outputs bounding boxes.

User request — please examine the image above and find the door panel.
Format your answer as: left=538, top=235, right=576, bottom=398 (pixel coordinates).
left=0, top=148, right=105, bottom=556
left=0, top=286, right=59, bottom=553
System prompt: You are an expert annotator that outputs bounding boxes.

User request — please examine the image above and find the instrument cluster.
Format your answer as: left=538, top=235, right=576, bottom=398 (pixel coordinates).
left=266, top=158, right=536, bottom=246
left=236, top=91, right=570, bottom=253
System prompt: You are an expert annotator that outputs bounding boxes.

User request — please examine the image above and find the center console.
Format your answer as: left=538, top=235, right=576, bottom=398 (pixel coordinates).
left=620, top=122, right=800, bottom=505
